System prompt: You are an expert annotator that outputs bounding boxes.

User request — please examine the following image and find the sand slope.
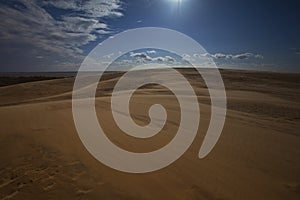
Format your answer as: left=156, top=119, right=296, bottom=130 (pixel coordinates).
left=0, top=69, right=299, bottom=199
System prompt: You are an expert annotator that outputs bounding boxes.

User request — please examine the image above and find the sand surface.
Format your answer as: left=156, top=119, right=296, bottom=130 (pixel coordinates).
left=0, top=69, right=299, bottom=199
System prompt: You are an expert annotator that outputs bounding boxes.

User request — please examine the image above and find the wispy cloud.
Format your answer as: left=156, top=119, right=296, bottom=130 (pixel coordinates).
left=0, top=0, right=123, bottom=70
left=41, top=0, right=123, bottom=18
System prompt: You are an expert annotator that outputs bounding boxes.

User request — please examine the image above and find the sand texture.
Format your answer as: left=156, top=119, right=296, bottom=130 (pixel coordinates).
left=0, top=69, right=299, bottom=200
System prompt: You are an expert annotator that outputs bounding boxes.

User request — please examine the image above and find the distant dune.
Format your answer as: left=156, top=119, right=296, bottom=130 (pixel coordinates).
left=0, top=69, right=299, bottom=199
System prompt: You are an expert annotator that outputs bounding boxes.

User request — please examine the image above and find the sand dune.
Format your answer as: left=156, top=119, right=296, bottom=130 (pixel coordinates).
left=0, top=69, right=299, bottom=199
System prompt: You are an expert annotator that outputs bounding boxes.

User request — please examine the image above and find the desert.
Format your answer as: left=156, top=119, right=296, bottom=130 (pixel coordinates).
left=0, top=68, right=299, bottom=200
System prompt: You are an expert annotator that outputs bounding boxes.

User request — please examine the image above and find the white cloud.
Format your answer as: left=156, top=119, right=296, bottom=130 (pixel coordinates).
left=193, top=52, right=264, bottom=60
left=0, top=0, right=123, bottom=70
left=163, top=56, right=176, bottom=62
left=61, top=16, right=108, bottom=33
left=41, top=0, right=123, bottom=18
left=35, top=56, right=43, bottom=59
left=147, top=50, right=157, bottom=54
left=130, top=52, right=176, bottom=63
left=103, top=53, right=114, bottom=59
left=182, top=54, right=192, bottom=62
left=130, top=52, right=153, bottom=61
left=254, top=54, right=264, bottom=59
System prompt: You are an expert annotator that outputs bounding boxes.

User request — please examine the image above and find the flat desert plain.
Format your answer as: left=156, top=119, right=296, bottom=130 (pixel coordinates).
left=0, top=69, right=299, bottom=200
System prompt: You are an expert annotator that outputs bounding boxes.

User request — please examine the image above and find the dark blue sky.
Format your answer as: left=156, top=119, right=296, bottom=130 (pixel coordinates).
left=0, top=0, right=299, bottom=72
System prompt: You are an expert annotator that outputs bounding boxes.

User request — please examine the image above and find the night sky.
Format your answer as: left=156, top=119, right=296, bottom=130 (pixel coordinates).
left=0, top=0, right=299, bottom=72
